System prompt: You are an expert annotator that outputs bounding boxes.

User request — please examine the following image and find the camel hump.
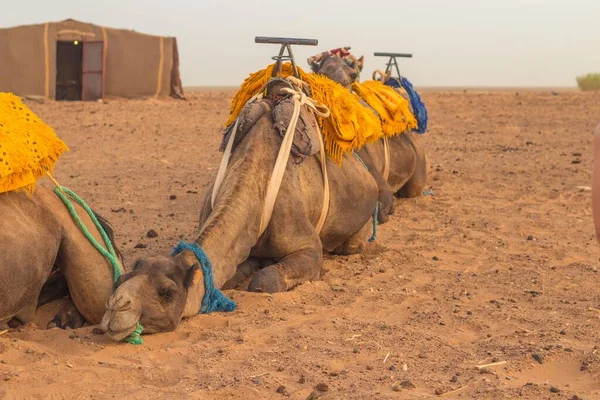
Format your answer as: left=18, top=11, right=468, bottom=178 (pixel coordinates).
left=219, top=100, right=272, bottom=153
left=273, top=97, right=321, bottom=162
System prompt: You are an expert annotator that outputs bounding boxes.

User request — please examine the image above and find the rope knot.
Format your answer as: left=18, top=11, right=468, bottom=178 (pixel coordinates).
left=281, top=76, right=331, bottom=118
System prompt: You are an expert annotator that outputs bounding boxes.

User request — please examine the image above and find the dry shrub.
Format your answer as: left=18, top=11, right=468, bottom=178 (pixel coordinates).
left=576, top=73, right=600, bottom=91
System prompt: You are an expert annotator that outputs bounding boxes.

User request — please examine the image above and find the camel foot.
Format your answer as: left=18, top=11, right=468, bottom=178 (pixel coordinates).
left=395, top=186, right=425, bottom=199
left=47, top=301, right=86, bottom=330
left=332, top=221, right=371, bottom=256
left=377, top=201, right=391, bottom=225
left=7, top=318, right=22, bottom=329
left=248, top=265, right=287, bottom=293
left=223, top=257, right=274, bottom=290
left=377, top=189, right=394, bottom=225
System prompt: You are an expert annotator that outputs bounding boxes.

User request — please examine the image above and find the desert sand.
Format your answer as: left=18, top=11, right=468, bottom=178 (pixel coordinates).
left=1, top=89, right=600, bottom=399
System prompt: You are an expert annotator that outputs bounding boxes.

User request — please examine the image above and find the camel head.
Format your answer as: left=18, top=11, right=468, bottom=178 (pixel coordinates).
left=309, top=51, right=364, bottom=89
left=100, top=253, right=202, bottom=341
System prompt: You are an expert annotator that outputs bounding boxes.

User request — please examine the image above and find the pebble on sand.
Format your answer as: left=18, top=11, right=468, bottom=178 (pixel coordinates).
left=400, top=380, right=416, bottom=389
left=532, top=354, right=543, bottom=364
left=315, top=383, right=329, bottom=392
left=276, top=386, right=287, bottom=395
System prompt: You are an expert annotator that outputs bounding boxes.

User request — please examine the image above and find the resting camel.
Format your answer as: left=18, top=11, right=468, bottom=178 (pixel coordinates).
left=308, top=53, right=429, bottom=223
left=99, top=79, right=383, bottom=341
left=592, top=123, right=600, bottom=244
left=0, top=185, right=123, bottom=330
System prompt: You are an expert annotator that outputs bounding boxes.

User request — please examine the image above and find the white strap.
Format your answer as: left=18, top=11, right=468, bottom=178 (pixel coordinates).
left=259, top=79, right=330, bottom=236
left=211, top=92, right=264, bottom=208
left=210, top=77, right=331, bottom=239
left=313, top=113, right=329, bottom=234
left=382, top=136, right=391, bottom=181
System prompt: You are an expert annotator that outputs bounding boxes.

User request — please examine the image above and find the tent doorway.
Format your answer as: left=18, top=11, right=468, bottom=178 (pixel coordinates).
left=56, top=40, right=82, bottom=100
left=56, top=40, right=104, bottom=101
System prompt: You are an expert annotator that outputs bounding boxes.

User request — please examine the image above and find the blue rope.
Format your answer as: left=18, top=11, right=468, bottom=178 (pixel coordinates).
left=171, top=241, right=237, bottom=314
left=400, top=77, right=428, bottom=134
left=384, top=76, right=428, bottom=134
left=352, top=152, right=379, bottom=242
left=383, top=77, right=402, bottom=89
left=368, top=203, right=378, bottom=242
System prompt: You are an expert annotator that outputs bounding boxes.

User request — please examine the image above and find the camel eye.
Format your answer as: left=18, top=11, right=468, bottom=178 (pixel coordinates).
left=158, top=288, right=175, bottom=302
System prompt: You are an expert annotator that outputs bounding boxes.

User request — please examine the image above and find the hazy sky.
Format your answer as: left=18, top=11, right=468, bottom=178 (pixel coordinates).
left=3, top=0, right=599, bottom=87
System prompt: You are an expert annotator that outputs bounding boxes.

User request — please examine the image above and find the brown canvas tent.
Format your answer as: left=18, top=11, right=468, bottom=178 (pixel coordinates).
left=0, top=19, right=184, bottom=100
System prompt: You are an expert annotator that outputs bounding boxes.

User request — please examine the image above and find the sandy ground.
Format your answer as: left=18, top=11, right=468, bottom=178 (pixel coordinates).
left=1, top=89, right=600, bottom=400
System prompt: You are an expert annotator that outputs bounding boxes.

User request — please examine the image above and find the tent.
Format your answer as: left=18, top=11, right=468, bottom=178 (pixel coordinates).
left=0, top=19, right=184, bottom=100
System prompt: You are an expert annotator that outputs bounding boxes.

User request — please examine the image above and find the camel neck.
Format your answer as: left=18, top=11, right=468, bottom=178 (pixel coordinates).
left=38, top=186, right=124, bottom=324
left=195, top=117, right=277, bottom=288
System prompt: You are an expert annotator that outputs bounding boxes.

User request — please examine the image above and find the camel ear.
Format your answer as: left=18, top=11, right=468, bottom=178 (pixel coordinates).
left=308, top=57, right=321, bottom=73
left=357, top=56, right=364, bottom=72
left=184, top=262, right=202, bottom=289
left=308, top=52, right=327, bottom=73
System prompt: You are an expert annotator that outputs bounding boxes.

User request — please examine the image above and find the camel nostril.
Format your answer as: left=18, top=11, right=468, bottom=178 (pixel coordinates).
left=108, top=294, right=132, bottom=312
left=116, top=298, right=132, bottom=311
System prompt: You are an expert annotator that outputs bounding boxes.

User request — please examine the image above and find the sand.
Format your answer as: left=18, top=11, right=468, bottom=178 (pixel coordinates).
left=1, top=89, right=600, bottom=399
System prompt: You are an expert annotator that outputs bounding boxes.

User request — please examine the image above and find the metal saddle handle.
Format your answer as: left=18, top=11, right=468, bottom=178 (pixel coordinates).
left=255, top=36, right=318, bottom=78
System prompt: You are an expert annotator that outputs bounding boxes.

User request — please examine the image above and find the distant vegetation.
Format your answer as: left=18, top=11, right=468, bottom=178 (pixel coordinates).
left=576, top=73, right=600, bottom=91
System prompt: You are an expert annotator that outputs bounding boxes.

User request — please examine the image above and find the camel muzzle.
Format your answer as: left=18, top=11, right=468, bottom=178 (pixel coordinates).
left=100, top=288, right=142, bottom=341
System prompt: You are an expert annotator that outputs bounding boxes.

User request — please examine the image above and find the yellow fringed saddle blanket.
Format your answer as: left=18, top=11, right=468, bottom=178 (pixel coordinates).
left=352, top=80, right=418, bottom=136
left=0, top=93, right=69, bottom=195
left=227, top=63, right=418, bottom=164
left=227, top=63, right=384, bottom=164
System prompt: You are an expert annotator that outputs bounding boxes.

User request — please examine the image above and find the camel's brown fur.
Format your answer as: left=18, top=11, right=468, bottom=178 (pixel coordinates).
left=100, top=88, right=381, bottom=340
left=312, top=54, right=429, bottom=222
left=0, top=185, right=123, bottom=330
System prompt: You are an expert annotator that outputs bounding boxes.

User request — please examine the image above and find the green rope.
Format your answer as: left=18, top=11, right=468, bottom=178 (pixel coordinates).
left=53, top=186, right=144, bottom=345
left=124, top=323, right=144, bottom=345
left=53, top=187, right=120, bottom=282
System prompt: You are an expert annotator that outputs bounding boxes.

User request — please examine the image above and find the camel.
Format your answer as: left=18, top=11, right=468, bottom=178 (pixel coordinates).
left=99, top=79, right=383, bottom=341
left=308, top=53, right=429, bottom=223
left=0, top=184, right=124, bottom=330
left=592, top=123, right=600, bottom=244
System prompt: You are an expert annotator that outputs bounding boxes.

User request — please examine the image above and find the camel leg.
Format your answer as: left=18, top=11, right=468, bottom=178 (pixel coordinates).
left=331, top=220, right=372, bottom=255
left=356, top=148, right=394, bottom=224
left=222, top=257, right=275, bottom=290
left=396, top=133, right=428, bottom=198
left=47, top=298, right=86, bottom=330
left=12, top=297, right=38, bottom=326
left=248, top=248, right=321, bottom=293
